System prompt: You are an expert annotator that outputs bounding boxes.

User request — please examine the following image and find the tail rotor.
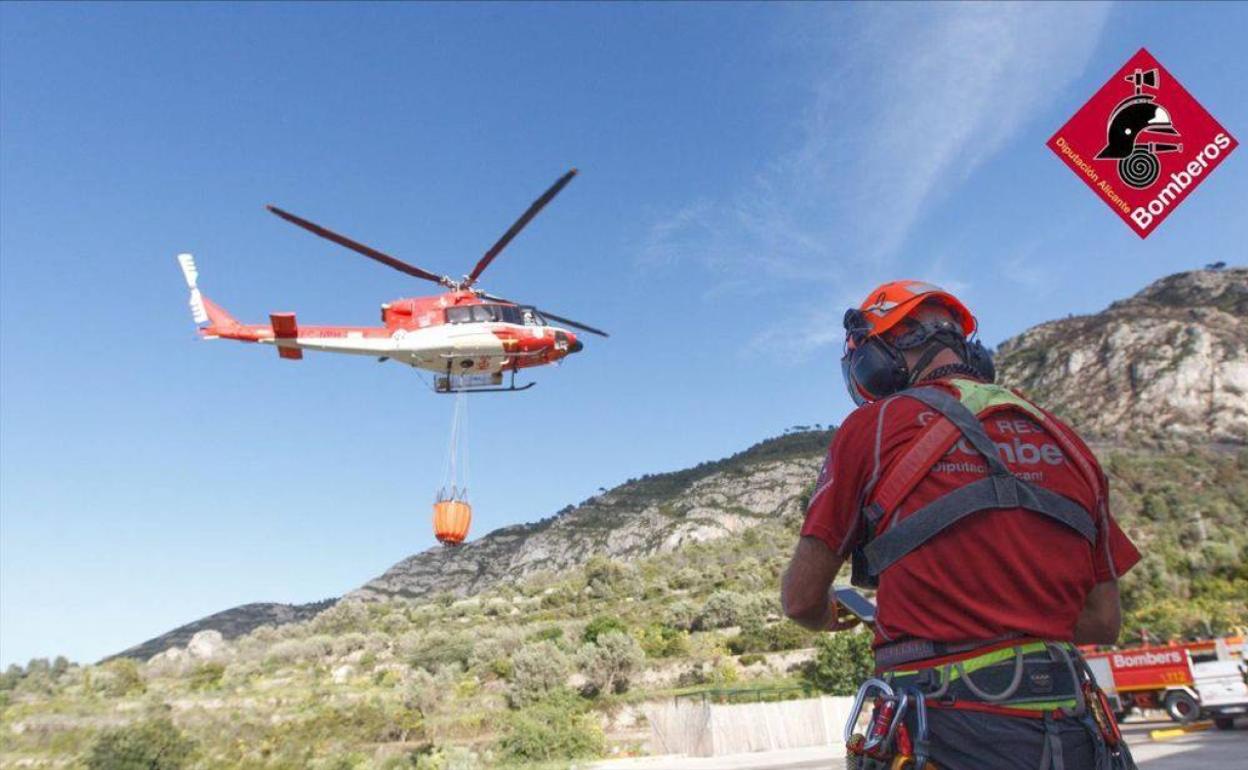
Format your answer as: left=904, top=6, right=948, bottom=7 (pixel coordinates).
left=177, top=253, right=209, bottom=325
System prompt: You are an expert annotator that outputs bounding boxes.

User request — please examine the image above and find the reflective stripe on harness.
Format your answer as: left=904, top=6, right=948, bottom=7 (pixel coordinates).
left=853, top=382, right=1099, bottom=584
left=884, top=641, right=1084, bottom=717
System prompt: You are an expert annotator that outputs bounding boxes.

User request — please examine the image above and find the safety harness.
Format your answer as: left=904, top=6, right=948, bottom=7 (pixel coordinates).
left=841, top=380, right=1134, bottom=769
left=846, top=641, right=1132, bottom=769
left=849, top=379, right=1103, bottom=594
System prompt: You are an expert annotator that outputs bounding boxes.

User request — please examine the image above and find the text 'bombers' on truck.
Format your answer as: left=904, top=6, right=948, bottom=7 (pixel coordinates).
left=1083, top=635, right=1248, bottom=729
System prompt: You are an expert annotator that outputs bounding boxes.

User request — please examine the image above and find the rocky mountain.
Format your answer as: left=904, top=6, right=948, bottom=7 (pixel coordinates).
left=106, top=599, right=336, bottom=662
left=349, top=430, right=830, bottom=602
left=111, top=266, right=1244, bottom=660
left=996, top=267, right=1247, bottom=445
left=108, top=433, right=828, bottom=661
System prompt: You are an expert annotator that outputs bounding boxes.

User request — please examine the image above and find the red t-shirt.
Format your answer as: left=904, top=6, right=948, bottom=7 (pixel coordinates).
left=801, top=381, right=1140, bottom=648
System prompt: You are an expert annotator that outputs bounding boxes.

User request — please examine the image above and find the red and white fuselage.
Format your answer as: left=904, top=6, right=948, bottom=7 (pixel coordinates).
left=179, top=254, right=581, bottom=376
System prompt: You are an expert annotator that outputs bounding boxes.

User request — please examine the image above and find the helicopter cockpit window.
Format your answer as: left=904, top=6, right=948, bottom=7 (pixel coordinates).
left=520, top=307, right=546, bottom=326
left=498, top=305, right=523, bottom=325
left=447, top=304, right=527, bottom=325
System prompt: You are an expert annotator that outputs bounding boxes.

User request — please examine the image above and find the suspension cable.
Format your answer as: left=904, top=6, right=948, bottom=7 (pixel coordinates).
left=439, top=390, right=469, bottom=501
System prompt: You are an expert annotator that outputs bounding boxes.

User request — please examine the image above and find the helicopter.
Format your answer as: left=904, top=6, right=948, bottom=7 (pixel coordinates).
left=177, top=169, right=607, bottom=393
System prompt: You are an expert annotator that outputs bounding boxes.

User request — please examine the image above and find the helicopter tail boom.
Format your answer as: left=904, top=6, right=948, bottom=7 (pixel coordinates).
left=176, top=253, right=251, bottom=339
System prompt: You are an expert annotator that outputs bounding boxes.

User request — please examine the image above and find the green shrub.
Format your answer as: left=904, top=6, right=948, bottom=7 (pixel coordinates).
left=804, top=631, right=873, bottom=695
left=727, top=621, right=812, bottom=654
left=635, top=624, right=689, bottom=658
left=0, top=664, right=22, bottom=691
left=309, top=601, right=370, bottom=635
left=86, top=718, right=196, bottom=770
left=675, top=658, right=740, bottom=688
left=577, top=631, right=645, bottom=696
left=696, top=590, right=754, bottom=630
left=266, top=636, right=334, bottom=666
left=670, top=567, right=701, bottom=590
left=497, top=692, right=604, bottom=763
left=188, top=662, right=226, bottom=691
left=490, top=657, right=514, bottom=679
left=408, top=631, right=474, bottom=672
left=584, top=555, right=626, bottom=598
left=509, top=640, right=570, bottom=707
left=664, top=600, right=698, bottom=631
left=527, top=625, right=564, bottom=643
left=405, top=669, right=451, bottom=716
left=739, top=653, right=765, bottom=667
left=540, top=586, right=575, bottom=608
left=583, top=615, right=628, bottom=644
left=100, top=658, right=146, bottom=697
left=263, top=698, right=424, bottom=749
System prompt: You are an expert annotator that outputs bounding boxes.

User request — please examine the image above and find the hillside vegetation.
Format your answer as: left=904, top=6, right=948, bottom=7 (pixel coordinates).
left=3, top=439, right=1244, bottom=769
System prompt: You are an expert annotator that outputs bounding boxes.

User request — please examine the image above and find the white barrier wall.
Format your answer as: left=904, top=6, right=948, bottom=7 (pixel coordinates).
left=645, top=696, right=857, bottom=757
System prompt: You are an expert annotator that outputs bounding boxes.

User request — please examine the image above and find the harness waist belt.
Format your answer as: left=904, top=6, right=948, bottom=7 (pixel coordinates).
left=875, top=633, right=1024, bottom=671
left=885, top=641, right=1086, bottom=716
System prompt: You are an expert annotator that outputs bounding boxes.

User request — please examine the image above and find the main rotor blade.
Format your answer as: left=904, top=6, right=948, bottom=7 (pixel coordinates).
left=464, top=168, right=577, bottom=288
left=535, top=309, right=610, bottom=338
left=481, top=292, right=608, bottom=337
left=266, top=205, right=447, bottom=286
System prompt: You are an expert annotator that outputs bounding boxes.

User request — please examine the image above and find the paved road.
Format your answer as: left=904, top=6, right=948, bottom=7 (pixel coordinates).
left=593, top=718, right=1247, bottom=769
left=1122, top=718, right=1247, bottom=768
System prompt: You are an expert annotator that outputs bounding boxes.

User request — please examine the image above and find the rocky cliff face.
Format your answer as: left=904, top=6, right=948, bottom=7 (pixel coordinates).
left=996, top=267, right=1247, bottom=445
left=349, top=432, right=828, bottom=601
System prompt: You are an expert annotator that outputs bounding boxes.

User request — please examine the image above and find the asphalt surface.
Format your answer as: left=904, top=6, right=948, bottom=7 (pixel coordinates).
left=592, top=717, right=1248, bottom=769
left=1121, top=717, right=1247, bottom=768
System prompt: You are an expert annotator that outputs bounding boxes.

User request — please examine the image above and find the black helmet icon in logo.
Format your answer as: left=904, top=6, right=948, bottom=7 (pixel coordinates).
left=1096, top=68, right=1182, bottom=189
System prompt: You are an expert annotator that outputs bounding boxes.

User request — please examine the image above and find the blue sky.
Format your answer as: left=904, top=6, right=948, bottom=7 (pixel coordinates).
left=1, top=3, right=1244, bottom=666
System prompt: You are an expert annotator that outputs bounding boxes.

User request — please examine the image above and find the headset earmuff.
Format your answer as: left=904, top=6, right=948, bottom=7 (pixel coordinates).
left=841, top=308, right=910, bottom=404
left=963, top=336, right=996, bottom=383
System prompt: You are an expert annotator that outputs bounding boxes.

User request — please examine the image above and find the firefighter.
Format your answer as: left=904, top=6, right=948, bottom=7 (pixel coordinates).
left=781, top=281, right=1140, bottom=770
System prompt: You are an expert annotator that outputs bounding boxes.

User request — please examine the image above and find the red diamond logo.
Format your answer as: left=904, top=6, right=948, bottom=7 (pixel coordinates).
left=1047, top=48, right=1236, bottom=237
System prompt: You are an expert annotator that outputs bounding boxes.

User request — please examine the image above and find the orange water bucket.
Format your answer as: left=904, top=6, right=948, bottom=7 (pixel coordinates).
left=433, top=500, right=472, bottom=546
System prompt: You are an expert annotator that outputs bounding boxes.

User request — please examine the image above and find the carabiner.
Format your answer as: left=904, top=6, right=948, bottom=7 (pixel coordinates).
left=844, top=678, right=896, bottom=744
left=902, top=686, right=930, bottom=770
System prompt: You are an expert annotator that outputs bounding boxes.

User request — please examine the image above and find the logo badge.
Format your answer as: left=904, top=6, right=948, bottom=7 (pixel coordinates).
left=1048, top=49, right=1236, bottom=237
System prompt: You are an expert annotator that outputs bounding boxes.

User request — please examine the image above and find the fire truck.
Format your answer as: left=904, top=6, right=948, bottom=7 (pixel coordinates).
left=1084, top=636, right=1248, bottom=729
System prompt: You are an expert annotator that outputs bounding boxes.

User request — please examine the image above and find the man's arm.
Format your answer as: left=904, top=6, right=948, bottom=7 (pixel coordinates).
left=781, top=536, right=857, bottom=631
left=1072, top=580, right=1122, bottom=645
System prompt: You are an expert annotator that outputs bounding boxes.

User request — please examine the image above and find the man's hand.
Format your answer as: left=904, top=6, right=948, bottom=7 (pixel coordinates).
left=781, top=536, right=848, bottom=631
left=827, top=604, right=863, bottom=631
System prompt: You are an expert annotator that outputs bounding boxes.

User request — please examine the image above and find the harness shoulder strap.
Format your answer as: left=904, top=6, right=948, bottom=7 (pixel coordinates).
left=901, top=386, right=1014, bottom=474
left=869, top=384, right=1010, bottom=527
left=851, top=384, right=1000, bottom=587
left=865, top=475, right=1097, bottom=575
left=861, top=383, right=1098, bottom=578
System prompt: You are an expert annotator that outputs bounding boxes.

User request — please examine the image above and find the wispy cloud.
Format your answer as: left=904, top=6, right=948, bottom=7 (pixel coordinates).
left=643, top=3, right=1112, bottom=355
